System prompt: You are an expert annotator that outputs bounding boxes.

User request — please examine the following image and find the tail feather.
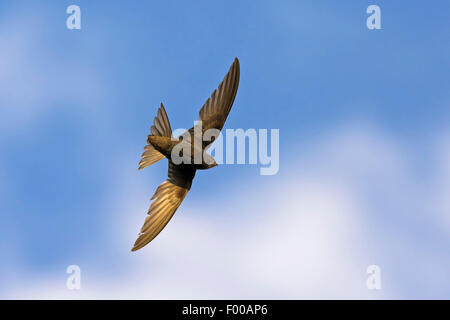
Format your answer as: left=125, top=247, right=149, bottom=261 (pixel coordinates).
left=151, top=103, right=172, bottom=138
left=138, top=103, right=172, bottom=170
left=138, top=144, right=165, bottom=170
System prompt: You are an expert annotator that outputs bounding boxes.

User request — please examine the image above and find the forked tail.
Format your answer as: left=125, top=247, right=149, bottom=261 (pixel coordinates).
left=138, top=103, right=173, bottom=170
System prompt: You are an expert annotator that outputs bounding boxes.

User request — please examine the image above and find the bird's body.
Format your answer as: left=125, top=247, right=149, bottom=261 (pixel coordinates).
left=132, top=58, right=240, bottom=251
left=147, top=135, right=216, bottom=170
left=145, top=135, right=177, bottom=158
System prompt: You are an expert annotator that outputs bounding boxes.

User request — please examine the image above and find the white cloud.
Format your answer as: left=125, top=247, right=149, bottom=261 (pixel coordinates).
left=0, top=11, right=108, bottom=134
left=4, top=124, right=450, bottom=299
left=7, top=180, right=375, bottom=299
left=431, top=132, right=450, bottom=232
left=2, top=125, right=411, bottom=299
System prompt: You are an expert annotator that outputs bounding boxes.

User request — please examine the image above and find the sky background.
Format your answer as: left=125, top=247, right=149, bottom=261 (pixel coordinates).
left=1, top=0, right=449, bottom=299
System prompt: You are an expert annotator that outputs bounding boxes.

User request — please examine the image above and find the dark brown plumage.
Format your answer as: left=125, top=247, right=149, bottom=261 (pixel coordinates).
left=132, top=58, right=240, bottom=251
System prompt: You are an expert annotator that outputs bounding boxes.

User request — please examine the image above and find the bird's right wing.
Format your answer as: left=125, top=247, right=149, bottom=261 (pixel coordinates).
left=132, top=162, right=196, bottom=251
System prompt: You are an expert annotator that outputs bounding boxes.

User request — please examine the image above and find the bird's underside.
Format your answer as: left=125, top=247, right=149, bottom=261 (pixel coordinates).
left=132, top=57, right=240, bottom=251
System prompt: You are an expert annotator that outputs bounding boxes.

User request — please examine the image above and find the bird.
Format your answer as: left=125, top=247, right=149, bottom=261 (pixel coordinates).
left=132, top=58, right=240, bottom=251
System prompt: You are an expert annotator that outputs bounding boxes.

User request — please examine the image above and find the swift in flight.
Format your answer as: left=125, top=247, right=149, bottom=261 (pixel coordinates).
left=132, top=58, right=240, bottom=251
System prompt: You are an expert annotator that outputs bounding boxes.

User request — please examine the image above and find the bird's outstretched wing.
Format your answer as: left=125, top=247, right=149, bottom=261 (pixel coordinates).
left=186, top=58, right=240, bottom=148
left=132, top=162, right=196, bottom=251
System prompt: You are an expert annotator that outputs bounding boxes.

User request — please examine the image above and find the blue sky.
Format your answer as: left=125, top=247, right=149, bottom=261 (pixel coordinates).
left=0, top=0, right=449, bottom=298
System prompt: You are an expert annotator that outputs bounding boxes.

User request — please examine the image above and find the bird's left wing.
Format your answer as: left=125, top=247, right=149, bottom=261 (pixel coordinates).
left=132, top=162, right=195, bottom=251
left=185, top=58, right=240, bottom=148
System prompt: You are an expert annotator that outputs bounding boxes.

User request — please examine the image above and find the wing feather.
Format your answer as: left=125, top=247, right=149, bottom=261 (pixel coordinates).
left=184, top=58, right=240, bottom=148
left=131, top=180, right=189, bottom=251
left=132, top=162, right=196, bottom=251
left=198, top=58, right=240, bottom=133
